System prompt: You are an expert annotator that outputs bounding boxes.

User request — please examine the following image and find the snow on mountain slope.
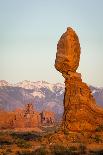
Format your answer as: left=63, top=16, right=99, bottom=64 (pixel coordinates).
left=89, top=85, right=103, bottom=106
left=15, top=80, right=36, bottom=89
left=0, top=80, right=12, bottom=87
left=15, top=80, right=53, bottom=90
left=15, top=80, right=64, bottom=92
left=0, top=81, right=64, bottom=113
left=33, top=81, right=54, bottom=91
left=0, top=80, right=103, bottom=114
left=31, top=91, right=45, bottom=98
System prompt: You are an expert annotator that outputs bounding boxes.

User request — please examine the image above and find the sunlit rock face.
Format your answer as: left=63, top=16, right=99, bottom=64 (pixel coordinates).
left=55, top=27, right=103, bottom=132
left=0, top=103, right=55, bottom=130
left=55, top=27, right=80, bottom=74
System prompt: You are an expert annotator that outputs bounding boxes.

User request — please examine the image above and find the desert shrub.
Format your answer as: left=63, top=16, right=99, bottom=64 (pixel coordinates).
left=2, top=149, right=12, bottom=155
left=0, top=137, right=13, bottom=146
left=90, top=135, right=102, bottom=143
left=80, top=131, right=84, bottom=136
left=95, top=125, right=103, bottom=132
left=16, top=138, right=31, bottom=148
left=95, top=135, right=100, bottom=142
left=79, top=144, right=87, bottom=154
left=69, top=146, right=77, bottom=151
left=89, top=149, right=103, bottom=155
left=64, top=129, right=69, bottom=135
left=34, top=146, right=48, bottom=155
left=0, top=152, right=9, bottom=155
left=94, top=135, right=102, bottom=143
left=6, top=148, right=12, bottom=153
left=11, top=132, right=18, bottom=139
left=11, top=132, right=41, bottom=141
left=0, top=131, right=5, bottom=136
left=52, top=144, right=76, bottom=155
left=16, top=150, right=36, bottom=155
left=0, top=132, right=13, bottom=146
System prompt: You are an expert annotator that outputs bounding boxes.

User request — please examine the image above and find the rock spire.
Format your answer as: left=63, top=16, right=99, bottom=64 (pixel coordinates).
left=55, top=27, right=103, bottom=131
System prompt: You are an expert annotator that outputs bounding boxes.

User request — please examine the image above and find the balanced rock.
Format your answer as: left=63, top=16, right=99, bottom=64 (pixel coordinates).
left=55, top=27, right=80, bottom=73
left=55, top=27, right=103, bottom=132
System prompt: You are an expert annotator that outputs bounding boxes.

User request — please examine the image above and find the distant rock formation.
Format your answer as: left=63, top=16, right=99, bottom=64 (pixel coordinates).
left=55, top=27, right=103, bottom=132
left=12, top=103, right=41, bottom=128
left=0, top=103, right=55, bottom=130
left=40, top=111, right=55, bottom=125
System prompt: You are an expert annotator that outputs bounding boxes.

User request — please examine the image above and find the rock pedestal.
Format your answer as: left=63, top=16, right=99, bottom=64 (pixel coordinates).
left=55, top=27, right=103, bottom=132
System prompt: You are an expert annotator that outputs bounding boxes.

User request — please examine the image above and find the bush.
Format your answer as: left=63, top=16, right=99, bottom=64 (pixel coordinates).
left=34, top=146, right=48, bottom=155
left=69, top=146, right=77, bottom=151
left=0, top=140, right=12, bottom=146
left=79, top=144, right=87, bottom=154
left=52, top=144, right=76, bottom=155
left=94, top=135, right=102, bottom=143
left=64, top=129, right=69, bottom=135
left=0, top=132, right=13, bottom=146
left=89, top=149, right=103, bottom=155
left=2, top=149, right=12, bottom=155
left=80, top=131, right=84, bottom=136
left=0, top=131, right=5, bottom=136
left=16, top=138, right=31, bottom=148
left=11, top=132, right=41, bottom=141
left=95, top=125, right=103, bottom=132
left=16, top=150, right=36, bottom=155
left=90, top=135, right=102, bottom=143
left=0, top=137, right=13, bottom=146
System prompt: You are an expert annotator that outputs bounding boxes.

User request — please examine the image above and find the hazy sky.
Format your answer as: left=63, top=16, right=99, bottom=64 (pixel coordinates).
left=0, top=0, right=103, bottom=86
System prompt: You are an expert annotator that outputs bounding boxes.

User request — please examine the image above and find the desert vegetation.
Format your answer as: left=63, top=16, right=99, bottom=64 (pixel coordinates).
left=0, top=130, right=103, bottom=155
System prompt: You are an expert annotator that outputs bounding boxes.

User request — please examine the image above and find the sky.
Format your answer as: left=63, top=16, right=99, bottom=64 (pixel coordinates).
left=0, top=0, right=103, bottom=86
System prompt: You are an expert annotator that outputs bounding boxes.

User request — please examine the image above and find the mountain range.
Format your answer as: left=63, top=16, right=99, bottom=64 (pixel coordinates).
left=0, top=80, right=103, bottom=116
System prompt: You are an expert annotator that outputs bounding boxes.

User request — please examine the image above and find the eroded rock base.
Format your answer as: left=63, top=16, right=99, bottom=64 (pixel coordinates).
left=62, top=72, right=103, bottom=132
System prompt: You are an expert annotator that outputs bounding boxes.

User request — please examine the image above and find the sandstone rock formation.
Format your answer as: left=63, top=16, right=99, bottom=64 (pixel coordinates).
left=0, top=103, right=55, bottom=130
left=55, top=27, right=80, bottom=73
left=12, top=103, right=41, bottom=128
left=40, top=111, right=55, bottom=125
left=55, top=27, right=103, bottom=132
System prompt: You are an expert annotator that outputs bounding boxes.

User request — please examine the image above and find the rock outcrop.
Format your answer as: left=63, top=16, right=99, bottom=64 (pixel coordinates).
left=12, top=103, right=41, bottom=128
left=40, top=111, right=55, bottom=125
left=0, top=103, right=55, bottom=130
left=55, top=27, right=103, bottom=132
left=55, top=27, right=80, bottom=73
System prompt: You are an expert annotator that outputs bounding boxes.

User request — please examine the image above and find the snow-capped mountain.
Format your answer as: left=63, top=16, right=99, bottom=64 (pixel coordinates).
left=15, top=80, right=64, bottom=92
left=0, top=80, right=12, bottom=87
left=89, top=85, right=103, bottom=107
left=0, top=80, right=64, bottom=114
left=0, top=80, right=103, bottom=115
